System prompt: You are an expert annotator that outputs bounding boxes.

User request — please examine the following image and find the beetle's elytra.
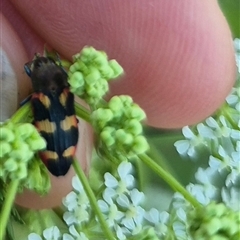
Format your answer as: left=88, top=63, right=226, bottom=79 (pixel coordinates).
left=24, top=55, right=79, bottom=176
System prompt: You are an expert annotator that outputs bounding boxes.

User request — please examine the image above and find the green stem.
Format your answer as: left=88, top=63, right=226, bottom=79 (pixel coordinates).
left=138, top=153, right=201, bottom=208
left=74, top=103, right=91, bottom=123
left=11, top=103, right=31, bottom=123
left=0, top=180, right=19, bottom=240
left=72, top=159, right=115, bottom=240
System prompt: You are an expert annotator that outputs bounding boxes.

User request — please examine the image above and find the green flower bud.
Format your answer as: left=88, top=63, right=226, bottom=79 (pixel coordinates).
left=15, top=123, right=35, bottom=140
left=94, top=53, right=108, bottom=66
left=10, top=162, right=27, bottom=180
left=0, top=142, right=11, bottom=157
left=85, top=68, right=101, bottom=84
left=120, top=95, right=133, bottom=106
left=100, top=129, right=115, bottom=147
left=69, top=62, right=80, bottom=73
left=124, top=119, right=143, bottom=135
left=68, top=71, right=84, bottom=88
left=73, top=86, right=85, bottom=96
left=109, top=96, right=124, bottom=112
left=12, top=149, right=34, bottom=163
left=125, top=104, right=146, bottom=120
left=69, top=46, right=124, bottom=105
left=26, top=137, right=46, bottom=151
left=188, top=202, right=240, bottom=240
left=115, top=129, right=134, bottom=145
left=99, top=65, right=114, bottom=79
left=0, top=127, right=15, bottom=142
left=132, top=136, right=149, bottom=154
left=92, top=109, right=113, bottom=126
left=80, top=46, right=97, bottom=60
left=0, top=122, right=47, bottom=182
left=4, top=158, right=18, bottom=172
left=109, top=59, right=124, bottom=78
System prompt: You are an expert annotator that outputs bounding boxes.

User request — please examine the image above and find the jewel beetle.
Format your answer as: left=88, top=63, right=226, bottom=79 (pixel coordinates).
left=24, top=55, right=79, bottom=176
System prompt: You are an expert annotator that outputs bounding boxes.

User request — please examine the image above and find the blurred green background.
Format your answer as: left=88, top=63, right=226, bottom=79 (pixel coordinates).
left=218, top=0, right=240, bottom=38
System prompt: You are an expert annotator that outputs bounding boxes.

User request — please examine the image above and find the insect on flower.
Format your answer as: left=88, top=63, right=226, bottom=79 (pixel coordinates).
left=24, top=54, right=79, bottom=176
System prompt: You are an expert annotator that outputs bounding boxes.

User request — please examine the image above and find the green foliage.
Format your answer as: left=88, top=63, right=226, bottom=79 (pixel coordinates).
left=218, top=0, right=240, bottom=38
left=188, top=202, right=240, bottom=240
left=68, top=46, right=123, bottom=106
left=0, top=122, right=46, bottom=181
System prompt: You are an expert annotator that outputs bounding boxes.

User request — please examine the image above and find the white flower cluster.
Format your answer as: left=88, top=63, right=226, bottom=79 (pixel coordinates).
left=98, top=161, right=145, bottom=239
left=166, top=39, right=240, bottom=239
left=62, top=176, right=90, bottom=226
left=28, top=176, right=90, bottom=240
left=97, top=161, right=182, bottom=239
left=28, top=226, right=88, bottom=240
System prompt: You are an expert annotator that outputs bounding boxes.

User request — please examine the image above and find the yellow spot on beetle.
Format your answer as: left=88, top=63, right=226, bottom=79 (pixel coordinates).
left=36, top=120, right=56, bottom=133
left=42, top=151, right=58, bottom=160
left=39, top=93, right=51, bottom=109
left=59, top=91, right=68, bottom=107
left=62, top=146, right=75, bottom=158
left=60, top=116, right=77, bottom=131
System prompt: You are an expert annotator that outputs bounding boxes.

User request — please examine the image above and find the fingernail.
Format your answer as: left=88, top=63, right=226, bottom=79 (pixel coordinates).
left=0, top=48, right=18, bottom=121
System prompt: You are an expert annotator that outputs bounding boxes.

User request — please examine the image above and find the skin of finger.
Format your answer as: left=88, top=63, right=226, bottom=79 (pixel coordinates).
left=2, top=0, right=45, bottom=58
left=11, top=0, right=236, bottom=128
left=1, top=14, right=30, bottom=119
left=1, top=16, right=93, bottom=208
left=15, top=117, right=93, bottom=209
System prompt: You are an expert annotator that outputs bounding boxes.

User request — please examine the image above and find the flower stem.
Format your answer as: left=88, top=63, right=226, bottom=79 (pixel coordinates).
left=138, top=153, right=201, bottom=208
left=72, top=159, right=116, bottom=240
left=74, top=103, right=91, bottom=123
left=11, top=102, right=31, bottom=123
left=0, top=180, right=19, bottom=240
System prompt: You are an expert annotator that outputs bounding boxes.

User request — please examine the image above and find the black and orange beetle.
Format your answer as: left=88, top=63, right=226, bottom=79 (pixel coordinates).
left=24, top=55, right=79, bottom=176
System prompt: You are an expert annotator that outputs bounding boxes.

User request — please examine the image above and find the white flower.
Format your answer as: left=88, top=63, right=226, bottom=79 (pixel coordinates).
left=63, top=192, right=78, bottom=211
left=226, top=87, right=240, bottom=110
left=197, top=122, right=215, bottom=139
left=43, top=227, right=61, bottom=240
left=174, top=126, right=205, bottom=157
left=104, top=161, right=134, bottom=196
left=63, top=226, right=89, bottom=240
left=117, top=189, right=145, bottom=233
left=187, top=184, right=211, bottom=205
left=144, top=209, right=169, bottom=236
left=63, top=176, right=89, bottom=212
left=176, top=208, right=186, bottom=222
left=115, top=226, right=127, bottom=240
left=28, top=233, right=42, bottom=240
left=63, top=205, right=89, bottom=226
left=231, top=129, right=240, bottom=140
left=222, top=186, right=240, bottom=211
left=98, top=190, right=124, bottom=227
left=62, top=235, right=74, bottom=240
left=172, top=221, right=188, bottom=240
left=62, top=176, right=90, bottom=226
left=205, top=116, right=232, bottom=138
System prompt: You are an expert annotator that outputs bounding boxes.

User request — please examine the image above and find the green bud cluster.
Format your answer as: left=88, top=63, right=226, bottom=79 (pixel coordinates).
left=0, top=122, right=46, bottom=181
left=91, top=95, right=149, bottom=161
left=68, top=46, right=124, bottom=105
left=188, top=202, right=240, bottom=240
